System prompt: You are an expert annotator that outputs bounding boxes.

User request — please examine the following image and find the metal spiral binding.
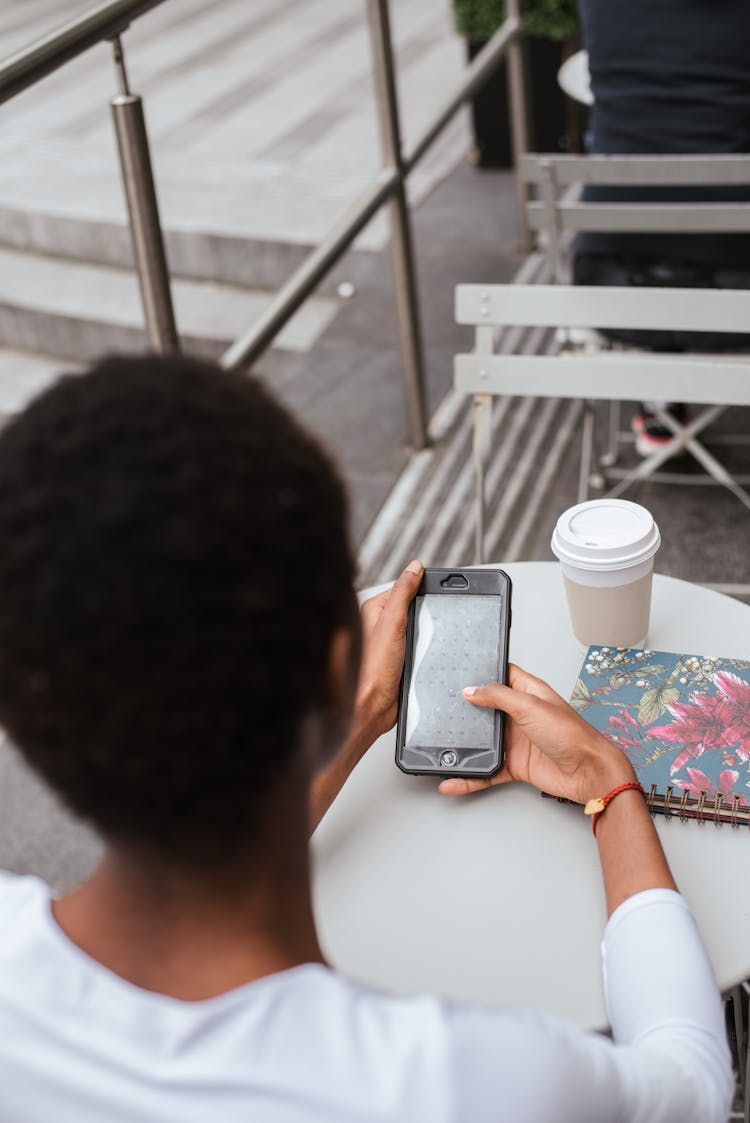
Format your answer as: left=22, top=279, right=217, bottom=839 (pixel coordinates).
left=731, top=795, right=742, bottom=829
left=664, top=785, right=673, bottom=817
left=667, top=789, right=747, bottom=826
left=647, top=783, right=657, bottom=810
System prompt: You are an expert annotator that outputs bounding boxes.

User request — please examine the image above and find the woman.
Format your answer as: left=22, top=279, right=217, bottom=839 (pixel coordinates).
left=0, top=354, right=733, bottom=1120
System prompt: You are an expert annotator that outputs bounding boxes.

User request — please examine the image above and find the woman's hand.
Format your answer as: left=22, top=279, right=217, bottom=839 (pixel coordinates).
left=354, top=560, right=423, bottom=741
left=309, top=562, right=423, bottom=833
left=438, top=664, right=635, bottom=805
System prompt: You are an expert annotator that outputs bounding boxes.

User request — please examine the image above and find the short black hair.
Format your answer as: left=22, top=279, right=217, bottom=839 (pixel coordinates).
left=0, top=354, right=354, bottom=858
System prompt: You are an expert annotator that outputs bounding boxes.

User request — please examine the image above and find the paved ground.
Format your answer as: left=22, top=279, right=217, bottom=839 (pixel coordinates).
left=2, top=0, right=746, bottom=599
left=0, top=0, right=514, bottom=887
left=0, top=0, right=484, bottom=542
left=0, top=0, right=749, bottom=895
left=254, top=160, right=524, bottom=547
left=258, top=157, right=750, bottom=604
left=0, top=0, right=469, bottom=257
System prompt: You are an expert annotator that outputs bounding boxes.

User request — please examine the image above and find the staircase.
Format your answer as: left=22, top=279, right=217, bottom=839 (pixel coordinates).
left=0, top=0, right=470, bottom=411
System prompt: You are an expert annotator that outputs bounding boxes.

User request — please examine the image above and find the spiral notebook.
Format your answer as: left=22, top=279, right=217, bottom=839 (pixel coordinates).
left=570, top=647, right=750, bottom=827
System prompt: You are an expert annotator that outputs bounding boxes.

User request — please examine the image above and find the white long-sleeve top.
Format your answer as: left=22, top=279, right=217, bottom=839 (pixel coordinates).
left=0, top=872, right=734, bottom=1122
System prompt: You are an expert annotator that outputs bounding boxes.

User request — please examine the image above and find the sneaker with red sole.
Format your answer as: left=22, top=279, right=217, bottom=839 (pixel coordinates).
left=631, top=403, right=690, bottom=457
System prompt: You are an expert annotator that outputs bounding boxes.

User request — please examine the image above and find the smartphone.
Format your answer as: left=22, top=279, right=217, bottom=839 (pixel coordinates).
left=395, top=568, right=511, bottom=777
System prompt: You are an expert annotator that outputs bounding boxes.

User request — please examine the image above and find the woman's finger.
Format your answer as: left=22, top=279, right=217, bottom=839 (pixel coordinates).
left=438, top=767, right=513, bottom=797
left=360, top=561, right=423, bottom=626
left=379, top=560, right=423, bottom=624
left=438, top=776, right=493, bottom=796
left=461, top=682, right=550, bottom=719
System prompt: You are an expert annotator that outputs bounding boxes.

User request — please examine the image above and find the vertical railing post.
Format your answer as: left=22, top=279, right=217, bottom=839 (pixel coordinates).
left=109, top=34, right=179, bottom=354
left=366, top=0, right=429, bottom=451
left=505, top=0, right=532, bottom=253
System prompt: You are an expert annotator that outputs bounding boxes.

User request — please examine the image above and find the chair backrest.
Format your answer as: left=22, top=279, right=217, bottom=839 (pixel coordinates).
left=521, top=153, right=750, bottom=279
left=454, top=283, right=750, bottom=406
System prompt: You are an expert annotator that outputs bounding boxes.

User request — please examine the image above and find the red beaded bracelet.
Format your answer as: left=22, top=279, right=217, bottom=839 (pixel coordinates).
left=584, top=781, right=647, bottom=836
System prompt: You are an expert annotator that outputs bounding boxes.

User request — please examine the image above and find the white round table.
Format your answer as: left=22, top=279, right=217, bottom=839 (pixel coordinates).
left=311, top=563, right=750, bottom=1029
left=557, top=49, right=593, bottom=107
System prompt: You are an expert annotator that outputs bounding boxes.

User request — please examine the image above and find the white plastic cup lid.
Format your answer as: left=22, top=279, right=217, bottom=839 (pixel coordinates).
left=551, top=499, right=660, bottom=572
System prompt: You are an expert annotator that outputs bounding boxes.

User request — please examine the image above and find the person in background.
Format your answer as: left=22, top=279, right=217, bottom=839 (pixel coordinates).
left=0, top=354, right=734, bottom=1121
left=573, top=0, right=750, bottom=454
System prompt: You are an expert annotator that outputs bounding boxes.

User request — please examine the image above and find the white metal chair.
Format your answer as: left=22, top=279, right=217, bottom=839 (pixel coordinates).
left=454, top=282, right=750, bottom=562
left=522, top=152, right=750, bottom=284
left=521, top=153, right=750, bottom=498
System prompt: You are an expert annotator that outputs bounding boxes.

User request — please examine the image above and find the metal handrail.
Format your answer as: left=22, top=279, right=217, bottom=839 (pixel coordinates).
left=0, top=0, right=529, bottom=448
left=0, top=0, right=167, bottom=105
left=221, top=169, right=400, bottom=370
left=403, top=15, right=521, bottom=173
left=0, top=0, right=178, bottom=354
left=220, top=2, right=530, bottom=452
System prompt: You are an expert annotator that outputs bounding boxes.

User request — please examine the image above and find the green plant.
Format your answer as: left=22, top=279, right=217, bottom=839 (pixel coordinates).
left=453, top=0, right=579, bottom=41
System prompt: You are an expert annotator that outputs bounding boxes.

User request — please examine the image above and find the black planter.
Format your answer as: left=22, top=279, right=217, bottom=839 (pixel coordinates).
left=466, top=38, right=513, bottom=167
left=466, top=35, right=587, bottom=168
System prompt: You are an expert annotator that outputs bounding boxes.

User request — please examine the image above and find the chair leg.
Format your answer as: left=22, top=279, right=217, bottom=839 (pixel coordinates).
left=605, top=404, right=723, bottom=499
left=739, top=984, right=749, bottom=1103
left=599, top=400, right=620, bottom=468
left=726, top=984, right=748, bottom=1101
left=736, top=981, right=750, bottom=1123
left=745, top=991, right=750, bottom=1123
left=473, top=394, right=492, bottom=565
left=578, top=399, right=596, bottom=502
left=653, top=406, right=750, bottom=512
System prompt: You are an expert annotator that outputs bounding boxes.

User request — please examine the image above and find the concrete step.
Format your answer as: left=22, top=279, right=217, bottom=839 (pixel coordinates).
left=0, top=247, right=341, bottom=363
left=0, top=204, right=377, bottom=294
left=0, top=0, right=469, bottom=292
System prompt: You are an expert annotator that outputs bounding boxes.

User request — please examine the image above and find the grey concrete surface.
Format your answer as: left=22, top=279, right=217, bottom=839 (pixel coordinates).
left=250, top=161, right=523, bottom=544
left=0, top=0, right=748, bottom=896
left=0, top=0, right=470, bottom=272
left=0, top=245, right=339, bottom=361
left=0, top=0, right=477, bottom=437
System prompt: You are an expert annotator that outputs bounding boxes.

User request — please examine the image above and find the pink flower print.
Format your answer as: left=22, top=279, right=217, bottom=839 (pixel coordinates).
left=675, top=767, right=747, bottom=806
left=606, top=709, right=646, bottom=759
left=648, top=693, right=736, bottom=776
left=713, top=672, right=750, bottom=761
left=616, top=708, right=640, bottom=733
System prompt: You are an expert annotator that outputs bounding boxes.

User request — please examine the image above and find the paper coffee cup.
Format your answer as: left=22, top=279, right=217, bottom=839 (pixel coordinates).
left=551, top=500, right=661, bottom=648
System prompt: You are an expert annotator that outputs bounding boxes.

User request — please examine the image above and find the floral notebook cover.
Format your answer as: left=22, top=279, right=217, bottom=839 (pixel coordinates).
left=570, top=647, right=750, bottom=825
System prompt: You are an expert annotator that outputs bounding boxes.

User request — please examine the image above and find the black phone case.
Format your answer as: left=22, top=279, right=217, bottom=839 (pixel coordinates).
left=395, top=568, right=512, bottom=778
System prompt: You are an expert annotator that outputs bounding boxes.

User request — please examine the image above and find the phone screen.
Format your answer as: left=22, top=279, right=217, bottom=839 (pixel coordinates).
left=403, top=593, right=500, bottom=753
